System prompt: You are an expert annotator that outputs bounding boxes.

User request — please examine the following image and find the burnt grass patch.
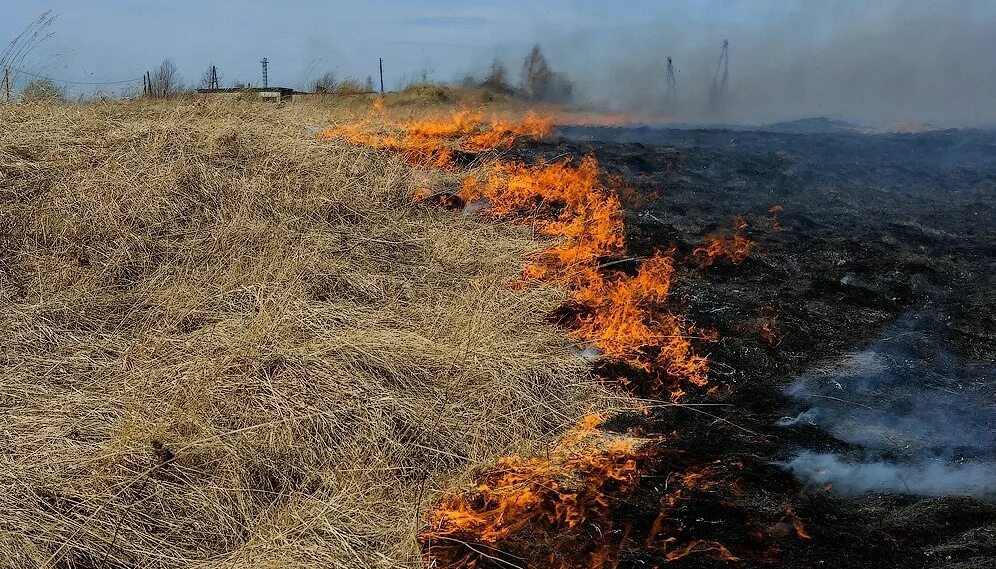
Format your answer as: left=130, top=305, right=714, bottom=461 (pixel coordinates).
left=515, top=126, right=996, bottom=568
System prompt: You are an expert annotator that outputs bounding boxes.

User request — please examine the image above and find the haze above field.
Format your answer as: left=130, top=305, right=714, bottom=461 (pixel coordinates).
left=4, top=0, right=995, bottom=126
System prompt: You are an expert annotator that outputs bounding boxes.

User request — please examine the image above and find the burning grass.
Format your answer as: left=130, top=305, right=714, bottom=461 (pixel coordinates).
left=315, top=106, right=753, bottom=566
left=0, top=99, right=611, bottom=568
left=459, top=156, right=711, bottom=396
left=693, top=216, right=753, bottom=268
left=319, top=109, right=552, bottom=169
left=421, top=415, right=648, bottom=568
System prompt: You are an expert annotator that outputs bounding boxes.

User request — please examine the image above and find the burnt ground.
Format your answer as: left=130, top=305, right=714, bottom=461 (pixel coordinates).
left=514, top=126, right=996, bottom=568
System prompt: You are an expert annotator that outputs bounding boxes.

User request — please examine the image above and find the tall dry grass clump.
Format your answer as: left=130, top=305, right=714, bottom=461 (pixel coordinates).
left=0, top=99, right=605, bottom=567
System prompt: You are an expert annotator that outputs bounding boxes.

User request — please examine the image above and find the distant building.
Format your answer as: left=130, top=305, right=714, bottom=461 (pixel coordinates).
left=195, top=87, right=300, bottom=102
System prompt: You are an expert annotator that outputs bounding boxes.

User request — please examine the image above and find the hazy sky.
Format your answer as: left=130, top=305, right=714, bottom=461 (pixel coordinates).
left=3, top=0, right=671, bottom=89
left=4, top=1, right=995, bottom=125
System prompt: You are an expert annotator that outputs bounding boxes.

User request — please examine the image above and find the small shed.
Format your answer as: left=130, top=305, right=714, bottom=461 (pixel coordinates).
left=195, top=87, right=298, bottom=102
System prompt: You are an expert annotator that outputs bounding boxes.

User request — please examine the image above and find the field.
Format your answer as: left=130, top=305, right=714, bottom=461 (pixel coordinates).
left=0, top=93, right=612, bottom=567
left=2, top=90, right=995, bottom=569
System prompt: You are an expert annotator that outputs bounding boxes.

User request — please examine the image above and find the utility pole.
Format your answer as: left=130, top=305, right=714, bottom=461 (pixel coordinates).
left=260, top=57, right=268, bottom=88
left=378, top=58, right=384, bottom=94
left=665, top=56, right=677, bottom=104
left=209, top=65, right=219, bottom=89
left=708, top=39, right=729, bottom=114
left=3, top=68, right=10, bottom=102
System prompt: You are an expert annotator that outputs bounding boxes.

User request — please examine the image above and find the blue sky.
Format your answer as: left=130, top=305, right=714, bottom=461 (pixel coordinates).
left=3, top=1, right=995, bottom=124
left=1, top=1, right=765, bottom=90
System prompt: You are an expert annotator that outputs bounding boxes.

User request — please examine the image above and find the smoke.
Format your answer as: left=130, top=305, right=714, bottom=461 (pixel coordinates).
left=783, top=452, right=996, bottom=497
left=535, top=0, right=996, bottom=126
left=777, top=311, right=996, bottom=498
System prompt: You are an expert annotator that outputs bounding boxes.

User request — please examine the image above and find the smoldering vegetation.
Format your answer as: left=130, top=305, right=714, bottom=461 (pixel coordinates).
left=778, top=312, right=996, bottom=498
left=530, top=0, right=996, bottom=126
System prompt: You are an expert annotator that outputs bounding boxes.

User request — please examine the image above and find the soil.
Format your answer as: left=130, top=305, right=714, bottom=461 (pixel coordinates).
left=513, top=125, right=996, bottom=568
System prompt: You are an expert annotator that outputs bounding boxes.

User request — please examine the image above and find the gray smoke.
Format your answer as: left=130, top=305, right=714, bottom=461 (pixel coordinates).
left=783, top=452, right=996, bottom=497
left=534, top=0, right=996, bottom=127
left=777, top=311, right=996, bottom=498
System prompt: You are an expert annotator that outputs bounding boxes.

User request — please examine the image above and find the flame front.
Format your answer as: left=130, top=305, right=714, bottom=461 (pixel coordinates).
left=460, top=157, right=709, bottom=394
left=318, top=108, right=760, bottom=568
left=422, top=418, right=646, bottom=568
left=320, top=109, right=551, bottom=169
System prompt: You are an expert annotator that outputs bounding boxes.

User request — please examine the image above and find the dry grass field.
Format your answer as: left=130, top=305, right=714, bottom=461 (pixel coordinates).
left=0, top=94, right=608, bottom=568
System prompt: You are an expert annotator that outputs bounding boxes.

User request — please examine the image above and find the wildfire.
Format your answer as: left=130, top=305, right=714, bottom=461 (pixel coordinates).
left=319, top=109, right=552, bottom=169
left=459, top=157, right=710, bottom=394
left=420, top=418, right=745, bottom=568
left=318, top=108, right=751, bottom=567
left=421, top=416, right=647, bottom=568
left=459, top=157, right=626, bottom=270
left=693, top=216, right=753, bottom=268
left=570, top=255, right=710, bottom=391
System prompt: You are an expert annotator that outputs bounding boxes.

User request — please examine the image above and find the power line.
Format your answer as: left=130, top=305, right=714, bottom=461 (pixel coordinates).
left=7, top=66, right=142, bottom=86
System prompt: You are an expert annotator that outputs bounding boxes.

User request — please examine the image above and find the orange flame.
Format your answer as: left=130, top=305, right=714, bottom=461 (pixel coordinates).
left=320, top=109, right=551, bottom=169
left=318, top=111, right=741, bottom=567
left=460, top=157, right=709, bottom=393
left=693, top=216, right=753, bottom=267
left=421, top=419, right=646, bottom=568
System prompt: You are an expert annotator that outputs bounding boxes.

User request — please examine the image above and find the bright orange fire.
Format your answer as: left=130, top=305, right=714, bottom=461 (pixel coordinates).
left=571, top=255, right=710, bottom=390
left=319, top=109, right=552, bottom=169
left=459, top=157, right=709, bottom=394
left=420, top=418, right=743, bottom=568
left=459, top=156, right=626, bottom=269
left=421, top=416, right=646, bottom=568
left=318, top=108, right=750, bottom=567
left=694, top=216, right=753, bottom=267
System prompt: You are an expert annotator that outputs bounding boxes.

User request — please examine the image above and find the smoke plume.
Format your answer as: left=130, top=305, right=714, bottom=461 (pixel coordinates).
left=777, top=311, right=996, bottom=498
left=535, top=0, right=996, bottom=126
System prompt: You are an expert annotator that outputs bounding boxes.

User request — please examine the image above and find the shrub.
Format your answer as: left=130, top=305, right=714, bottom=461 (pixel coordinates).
left=19, top=77, right=65, bottom=102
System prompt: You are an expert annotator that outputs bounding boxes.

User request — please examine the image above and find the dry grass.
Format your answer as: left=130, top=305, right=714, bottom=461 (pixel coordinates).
left=0, top=98, right=607, bottom=568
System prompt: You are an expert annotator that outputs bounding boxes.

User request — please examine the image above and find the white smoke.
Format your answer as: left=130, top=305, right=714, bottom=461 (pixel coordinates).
left=782, top=452, right=996, bottom=498
left=777, top=312, right=996, bottom=498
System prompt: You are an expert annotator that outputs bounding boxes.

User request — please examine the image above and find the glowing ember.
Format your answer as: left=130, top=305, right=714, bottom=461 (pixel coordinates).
left=768, top=204, right=784, bottom=232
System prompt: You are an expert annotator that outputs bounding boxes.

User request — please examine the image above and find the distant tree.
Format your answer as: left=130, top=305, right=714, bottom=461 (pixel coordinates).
left=333, top=77, right=366, bottom=94
left=482, top=58, right=512, bottom=93
left=19, top=77, right=64, bottom=101
left=230, top=81, right=248, bottom=89
left=313, top=71, right=336, bottom=93
left=149, top=58, right=179, bottom=97
left=520, top=44, right=572, bottom=102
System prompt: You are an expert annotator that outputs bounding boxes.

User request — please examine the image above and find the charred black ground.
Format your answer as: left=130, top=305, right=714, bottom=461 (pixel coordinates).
left=513, top=125, right=996, bottom=568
